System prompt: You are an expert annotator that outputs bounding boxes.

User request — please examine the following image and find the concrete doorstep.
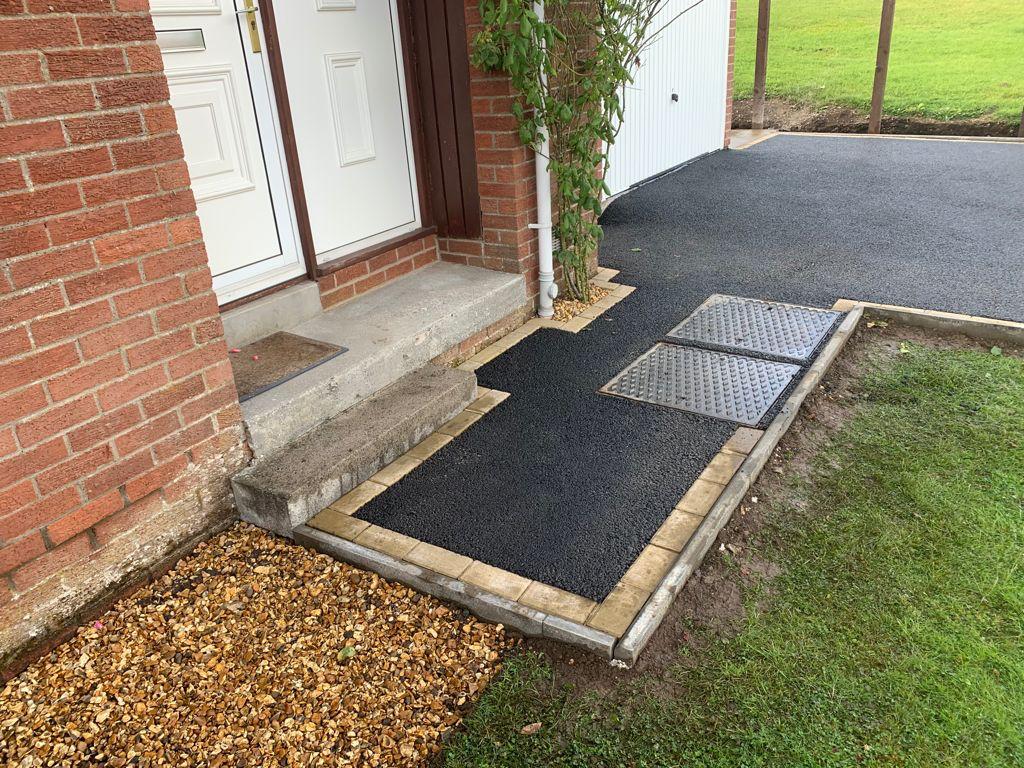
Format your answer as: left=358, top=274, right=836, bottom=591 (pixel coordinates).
left=232, top=366, right=477, bottom=536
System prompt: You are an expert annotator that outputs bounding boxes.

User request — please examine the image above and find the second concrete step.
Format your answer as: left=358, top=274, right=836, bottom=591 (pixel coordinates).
left=232, top=365, right=477, bottom=536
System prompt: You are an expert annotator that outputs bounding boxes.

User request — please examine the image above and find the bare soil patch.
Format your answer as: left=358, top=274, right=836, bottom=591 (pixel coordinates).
left=732, top=97, right=1019, bottom=137
left=525, top=319, right=1021, bottom=695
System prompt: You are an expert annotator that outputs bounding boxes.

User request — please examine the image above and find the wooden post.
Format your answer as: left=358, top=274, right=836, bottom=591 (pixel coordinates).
left=751, top=0, right=771, bottom=130
left=868, top=0, right=896, bottom=134
left=1018, top=106, right=1024, bottom=138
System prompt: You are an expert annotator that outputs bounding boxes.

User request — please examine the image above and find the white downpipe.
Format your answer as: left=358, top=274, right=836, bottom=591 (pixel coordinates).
left=533, top=0, right=557, bottom=318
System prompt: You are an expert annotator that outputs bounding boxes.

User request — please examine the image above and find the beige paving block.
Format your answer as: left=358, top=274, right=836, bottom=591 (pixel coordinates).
left=489, top=326, right=535, bottom=350
left=308, top=508, right=370, bottom=540
left=722, top=427, right=763, bottom=456
left=405, top=541, right=472, bottom=578
left=370, top=455, right=422, bottom=486
left=520, top=318, right=547, bottom=332
left=579, top=304, right=604, bottom=320
left=701, top=451, right=745, bottom=485
left=831, top=298, right=858, bottom=311
left=462, top=561, right=532, bottom=601
left=620, top=544, right=678, bottom=592
left=456, top=359, right=483, bottom=372
left=328, top=480, right=388, bottom=515
left=466, top=389, right=510, bottom=414
left=593, top=294, right=621, bottom=311
left=612, top=284, right=636, bottom=298
left=407, top=432, right=453, bottom=460
left=562, top=316, right=591, bottom=333
left=467, top=343, right=504, bottom=365
left=651, top=508, right=704, bottom=552
left=587, top=583, right=649, bottom=637
left=519, top=581, right=596, bottom=624
left=675, top=477, right=726, bottom=517
left=437, top=408, right=483, bottom=437
left=354, top=524, right=419, bottom=559
left=595, top=267, right=620, bottom=280
left=475, top=386, right=493, bottom=398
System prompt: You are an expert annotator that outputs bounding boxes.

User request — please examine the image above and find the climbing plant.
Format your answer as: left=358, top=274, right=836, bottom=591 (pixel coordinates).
left=472, top=0, right=677, bottom=301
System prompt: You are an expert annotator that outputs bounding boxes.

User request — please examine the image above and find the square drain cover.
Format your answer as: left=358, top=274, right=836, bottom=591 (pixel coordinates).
left=666, top=294, right=840, bottom=362
left=601, top=343, right=799, bottom=426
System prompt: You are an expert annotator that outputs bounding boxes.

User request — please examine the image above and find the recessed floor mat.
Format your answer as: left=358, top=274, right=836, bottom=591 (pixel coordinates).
left=231, top=332, right=347, bottom=402
left=666, top=294, right=840, bottom=362
left=600, top=343, right=799, bottom=426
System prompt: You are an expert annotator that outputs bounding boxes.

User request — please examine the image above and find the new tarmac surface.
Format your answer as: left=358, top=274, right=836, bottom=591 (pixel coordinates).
left=356, top=134, right=1024, bottom=601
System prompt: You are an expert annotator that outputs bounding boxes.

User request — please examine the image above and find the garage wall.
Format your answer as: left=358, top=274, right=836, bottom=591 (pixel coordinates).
left=604, top=0, right=732, bottom=197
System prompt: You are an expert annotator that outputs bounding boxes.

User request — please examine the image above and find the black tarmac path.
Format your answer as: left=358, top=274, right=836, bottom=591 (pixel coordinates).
left=356, top=134, right=1024, bottom=600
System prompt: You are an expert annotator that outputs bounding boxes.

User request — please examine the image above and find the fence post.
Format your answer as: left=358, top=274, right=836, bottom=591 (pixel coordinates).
left=751, top=0, right=771, bottom=130
left=868, top=0, right=896, bottom=134
left=1018, top=106, right=1023, bottom=138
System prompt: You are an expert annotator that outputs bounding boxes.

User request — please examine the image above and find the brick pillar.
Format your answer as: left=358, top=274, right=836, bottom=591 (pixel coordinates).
left=723, top=0, right=738, bottom=148
left=438, top=1, right=541, bottom=303
left=0, top=1, right=248, bottom=665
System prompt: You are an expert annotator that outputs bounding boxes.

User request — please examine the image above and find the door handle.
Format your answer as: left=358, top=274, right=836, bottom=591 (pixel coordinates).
left=237, top=0, right=261, bottom=54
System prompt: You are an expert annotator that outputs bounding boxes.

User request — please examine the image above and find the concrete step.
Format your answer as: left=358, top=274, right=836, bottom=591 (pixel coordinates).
left=241, top=262, right=527, bottom=457
left=232, top=365, right=476, bottom=536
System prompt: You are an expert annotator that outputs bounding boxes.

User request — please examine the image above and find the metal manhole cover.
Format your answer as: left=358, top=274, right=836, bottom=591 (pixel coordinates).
left=600, top=343, right=799, bottom=426
left=666, top=295, right=841, bottom=362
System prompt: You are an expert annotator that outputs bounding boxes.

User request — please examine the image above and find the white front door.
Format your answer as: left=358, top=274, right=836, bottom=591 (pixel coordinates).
left=272, top=0, right=420, bottom=262
left=152, top=0, right=304, bottom=303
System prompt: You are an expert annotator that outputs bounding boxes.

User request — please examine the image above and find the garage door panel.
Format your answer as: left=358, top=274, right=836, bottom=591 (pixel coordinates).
left=605, top=0, right=731, bottom=196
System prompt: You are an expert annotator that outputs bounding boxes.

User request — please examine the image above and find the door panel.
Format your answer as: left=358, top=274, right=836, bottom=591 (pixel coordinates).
left=604, top=0, right=731, bottom=197
left=152, top=0, right=304, bottom=302
left=272, top=0, right=420, bottom=260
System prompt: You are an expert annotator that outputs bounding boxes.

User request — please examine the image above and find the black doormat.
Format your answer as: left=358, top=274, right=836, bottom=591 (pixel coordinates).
left=231, top=332, right=346, bottom=402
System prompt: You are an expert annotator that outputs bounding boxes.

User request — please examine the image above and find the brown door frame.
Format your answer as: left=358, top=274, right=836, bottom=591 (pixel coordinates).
left=256, top=0, right=434, bottom=283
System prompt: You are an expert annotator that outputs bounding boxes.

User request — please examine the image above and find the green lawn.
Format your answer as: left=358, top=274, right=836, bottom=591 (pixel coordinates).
left=443, top=338, right=1024, bottom=767
left=733, top=0, right=1024, bottom=125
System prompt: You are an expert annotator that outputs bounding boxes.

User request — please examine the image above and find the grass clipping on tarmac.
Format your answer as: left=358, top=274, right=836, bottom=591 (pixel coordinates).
left=1, top=524, right=512, bottom=767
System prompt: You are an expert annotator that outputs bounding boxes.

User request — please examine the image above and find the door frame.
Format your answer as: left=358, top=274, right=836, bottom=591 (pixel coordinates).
left=257, top=0, right=434, bottom=284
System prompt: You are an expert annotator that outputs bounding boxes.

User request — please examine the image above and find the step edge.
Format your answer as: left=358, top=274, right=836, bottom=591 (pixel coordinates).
left=241, top=281, right=528, bottom=456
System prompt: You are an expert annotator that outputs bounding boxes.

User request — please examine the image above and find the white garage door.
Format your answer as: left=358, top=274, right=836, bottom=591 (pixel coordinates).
left=604, top=0, right=732, bottom=197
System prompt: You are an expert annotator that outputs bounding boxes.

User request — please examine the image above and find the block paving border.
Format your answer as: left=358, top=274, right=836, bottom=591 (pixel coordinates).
left=294, top=289, right=1024, bottom=664
left=295, top=276, right=842, bottom=660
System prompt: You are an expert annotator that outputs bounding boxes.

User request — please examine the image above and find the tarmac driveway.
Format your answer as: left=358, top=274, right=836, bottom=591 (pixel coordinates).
left=357, top=134, right=1024, bottom=601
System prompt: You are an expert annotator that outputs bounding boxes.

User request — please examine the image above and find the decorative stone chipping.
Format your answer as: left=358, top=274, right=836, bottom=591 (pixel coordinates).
left=316, top=233, right=441, bottom=309
left=0, top=1, right=248, bottom=669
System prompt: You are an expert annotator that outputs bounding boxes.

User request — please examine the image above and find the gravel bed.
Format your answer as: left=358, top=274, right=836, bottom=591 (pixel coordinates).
left=551, top=283, right=608, bottom=322
left=1, top=523, right=511, bottom=767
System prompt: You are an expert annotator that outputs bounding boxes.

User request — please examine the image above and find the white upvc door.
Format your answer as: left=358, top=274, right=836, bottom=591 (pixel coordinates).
left=271, top=0, right=420, bottom=263
left=152, top=0, right=305, bottom=303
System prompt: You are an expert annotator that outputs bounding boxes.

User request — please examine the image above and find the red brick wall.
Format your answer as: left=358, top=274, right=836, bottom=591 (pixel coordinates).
left=318, top=233, right=439, bottom=309
left=0, top=0, right=248, bottom=664
left=439, top=1, right=541, bottom=301
left=723, top=0, right=738, bottom=147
